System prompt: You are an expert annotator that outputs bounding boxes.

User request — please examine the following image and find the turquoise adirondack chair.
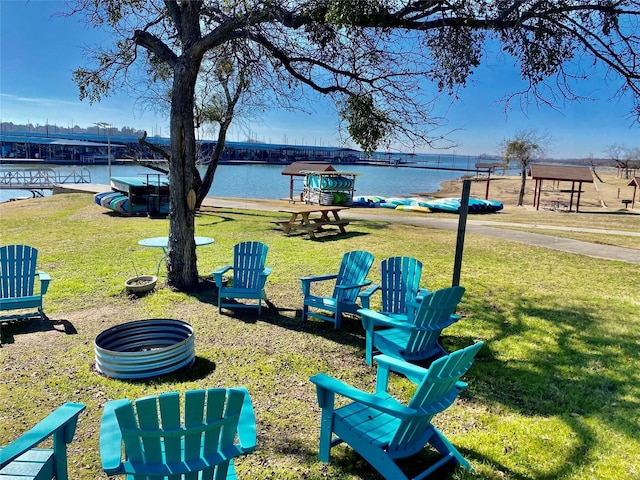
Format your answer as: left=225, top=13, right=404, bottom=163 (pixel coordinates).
left=0, top=403, right=86, bottom=480
left=359, top=285, right=465, bottom=365
left=301, top=250, right=374, bottom=329
left=100, top=387, right=257, bottom=479
left=359, top=256, right=428, bottom=322
left=212, top=241, right=271, bottom=315
left=309, top=342, right=484, bottom=479
left=0, top=244, right=51, bottom=322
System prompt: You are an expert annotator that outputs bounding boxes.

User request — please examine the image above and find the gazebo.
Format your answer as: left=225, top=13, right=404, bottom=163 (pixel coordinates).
left=529, top=164, right=594, bottom=213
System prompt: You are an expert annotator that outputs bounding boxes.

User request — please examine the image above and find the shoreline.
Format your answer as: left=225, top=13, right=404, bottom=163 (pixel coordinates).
left=2, top=165, right=637, bottom=215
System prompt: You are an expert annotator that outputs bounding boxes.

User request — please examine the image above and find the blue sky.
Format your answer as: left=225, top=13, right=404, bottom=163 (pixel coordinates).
left=1, top=0, right=638, bottom=158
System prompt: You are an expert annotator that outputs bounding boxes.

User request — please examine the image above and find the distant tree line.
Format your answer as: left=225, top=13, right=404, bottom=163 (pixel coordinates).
left=0, top=121, right=146, bottom=138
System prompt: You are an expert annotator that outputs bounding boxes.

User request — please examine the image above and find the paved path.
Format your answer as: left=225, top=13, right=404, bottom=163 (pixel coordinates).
left=55, top=185, right=640, bottom=265
left=203, top=197, right=640, bottom=265
left=341, top=210, right=640, bottom=265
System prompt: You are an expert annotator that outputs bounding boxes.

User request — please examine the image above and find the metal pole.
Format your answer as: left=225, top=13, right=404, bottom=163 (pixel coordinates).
left=95, top=121, right=113, bottom=179
left=107, top=127, right=112, bottom=179
left=452, top=179, right=471, bottom=287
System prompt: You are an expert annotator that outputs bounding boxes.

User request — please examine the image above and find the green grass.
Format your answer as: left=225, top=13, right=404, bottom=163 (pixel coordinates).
left=1, top=193, right=639, bottom=479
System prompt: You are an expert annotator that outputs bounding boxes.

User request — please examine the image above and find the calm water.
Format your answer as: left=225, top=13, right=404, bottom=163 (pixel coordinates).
left=0, top=155, right=498, bottom=202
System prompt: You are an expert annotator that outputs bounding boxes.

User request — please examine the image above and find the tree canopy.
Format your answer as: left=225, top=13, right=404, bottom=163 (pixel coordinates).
left=70, top=0, right=640, bottom=290
left=501, top=129, right=550, bottom=206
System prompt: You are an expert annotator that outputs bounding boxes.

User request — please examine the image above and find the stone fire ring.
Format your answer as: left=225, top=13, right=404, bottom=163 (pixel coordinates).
left=94, top=319, right=195, bottom=379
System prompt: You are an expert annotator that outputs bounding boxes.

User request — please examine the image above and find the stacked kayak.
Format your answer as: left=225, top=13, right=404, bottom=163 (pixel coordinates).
left=422, top=197, right=503, bottom=213
left=94, top=176, right=170, bottom=216
left=352, top=195, right=503, bottom=214
left=352, top=196, right=430, bottom=209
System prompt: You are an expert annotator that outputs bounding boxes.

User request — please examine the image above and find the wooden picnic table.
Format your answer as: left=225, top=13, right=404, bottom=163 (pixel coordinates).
left=276, top=205, right=349, bottom=239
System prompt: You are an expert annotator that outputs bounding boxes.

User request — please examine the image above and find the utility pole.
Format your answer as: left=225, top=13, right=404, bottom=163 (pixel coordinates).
left=95, top=122, right=113, bottom=178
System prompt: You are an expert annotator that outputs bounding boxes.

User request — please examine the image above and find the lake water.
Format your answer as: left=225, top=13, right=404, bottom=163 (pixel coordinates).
left=0, top=155, right=503, bottom=203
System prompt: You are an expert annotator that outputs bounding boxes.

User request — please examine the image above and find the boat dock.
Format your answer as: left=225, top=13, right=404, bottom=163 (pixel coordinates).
left=0, top=167, right=92, bottom=197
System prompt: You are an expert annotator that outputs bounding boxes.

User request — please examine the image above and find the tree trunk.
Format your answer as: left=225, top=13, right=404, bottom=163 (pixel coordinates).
left=167, top=59, right=200, bottom=291
left=518, top=165, right=527, bottom=206
left=196, top=120, right=231, bottom=209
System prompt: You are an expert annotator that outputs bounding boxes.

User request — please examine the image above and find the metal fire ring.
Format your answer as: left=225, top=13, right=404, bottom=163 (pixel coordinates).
left=94, top=319, right=195, bottom=379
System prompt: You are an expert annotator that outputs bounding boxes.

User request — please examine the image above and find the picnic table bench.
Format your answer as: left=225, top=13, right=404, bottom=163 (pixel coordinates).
left=276, top=205, right=349, bottom=239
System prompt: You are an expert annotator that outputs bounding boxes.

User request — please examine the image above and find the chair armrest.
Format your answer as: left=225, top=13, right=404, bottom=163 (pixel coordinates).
left=261, top=267, right=272, bottom=277
left=0, top=402, right=85, bottom=469
left=334, top=279, right=372, bottom=295
left=406, top=298, right=421, bottom=311
left=405, top=298, right=422, bottom=323
left=310, top=373, right=416, bottom=418
left=300, top=274, right=338, bottom=296
left=374, top=354, right=430, bottom=385
left=235, top=387, right=257, bottom=453
left=100, top=399, right=131, bottom=475
left=37, top=271, right=51, bottom=295
left=416, top=287, right=429, bottom=298
left=211, top=266, right=233, bottom=286
left=300, top=273, right=338, bottom=283
left=358, top=284, right=380, bottom=309
left=359, top=308, right=413, bottom=330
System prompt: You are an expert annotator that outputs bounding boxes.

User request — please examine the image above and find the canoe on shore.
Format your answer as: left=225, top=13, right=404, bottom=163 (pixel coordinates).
left=422, top=197, right=503, bottom=213
left=352, top=195, right=503, bottom=214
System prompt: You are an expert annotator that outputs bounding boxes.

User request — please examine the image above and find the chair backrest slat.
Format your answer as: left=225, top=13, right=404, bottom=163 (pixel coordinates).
left=0, top=244, right=38, bottom=298
left=202, top=389, right=225, bottom=462
left=333, top=250, right=374, bottom=302
left=233, top=242, right=268, bottom=289
left=137, top=395, right=166, bottom=464
left=380, top=256, right=422, bottom=315
left=218, top=389, right=245, bottom=449
left=389, top=342, right=483, bottom=451
left=405, top=286, right=465, bottom=356
left=183, top=390, right=207, bottom=464
left=115, top=388, right=248, bottom=477
left=115, top=402, right=145, bottom=465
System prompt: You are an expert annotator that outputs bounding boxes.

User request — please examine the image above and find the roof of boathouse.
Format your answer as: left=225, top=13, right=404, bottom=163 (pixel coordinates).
left=0, top=133, right=115, bottom=148
left=0, top=131, right=362, bottom=154
left=281, top=162, right=336, bottom=176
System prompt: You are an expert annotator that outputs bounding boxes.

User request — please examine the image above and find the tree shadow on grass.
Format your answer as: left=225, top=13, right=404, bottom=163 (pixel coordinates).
left=460, top=414, right=601, bottom=480
left=446, top=295, right=640, bottom=478
left=270, top=427, right=509, bottom=480
left=196, top=209, right=276, bottom=224
left=191, top=283, right=368, bottom=350
left=257, top=304, right=368, bottom=351
left=463, top=299, right=638, bottom=416
left=0, top=316, right=78, bottom=345
left=577, top=209, right=639, bottom=216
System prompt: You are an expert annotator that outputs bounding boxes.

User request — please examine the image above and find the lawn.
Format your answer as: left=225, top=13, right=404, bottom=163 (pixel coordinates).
left=1, top=193, right=639, bottom=479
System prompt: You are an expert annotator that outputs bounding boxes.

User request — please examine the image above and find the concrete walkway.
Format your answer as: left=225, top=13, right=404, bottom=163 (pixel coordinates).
left=56, top=184, right=640, bottom=265
left=203, top=196, right=640, bottom=265
left=341, top=210, right=640, bottom=265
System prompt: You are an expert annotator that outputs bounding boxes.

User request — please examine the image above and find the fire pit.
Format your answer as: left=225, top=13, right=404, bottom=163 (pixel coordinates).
left=94, top=319, right=195, bottom=379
